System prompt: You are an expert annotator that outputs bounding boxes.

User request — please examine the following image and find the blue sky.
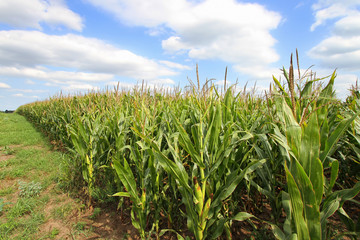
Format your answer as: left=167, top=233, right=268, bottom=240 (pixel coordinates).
left=1, top=0, right=360, bottom=110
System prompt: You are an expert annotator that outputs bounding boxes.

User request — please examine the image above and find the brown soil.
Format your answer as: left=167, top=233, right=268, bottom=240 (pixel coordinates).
left=0, top=145, right=17, bottom=162
left=33, top=185, right=360, bottom=240
left=35, top=184, right=139, bottom=240
left=0, top=153, right=14, bottom=162
left=22, top=145, right=47, bottom=151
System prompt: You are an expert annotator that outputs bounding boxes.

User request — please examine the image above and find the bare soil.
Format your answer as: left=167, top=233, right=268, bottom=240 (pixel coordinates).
left=35, top=184, right=139, bottom=240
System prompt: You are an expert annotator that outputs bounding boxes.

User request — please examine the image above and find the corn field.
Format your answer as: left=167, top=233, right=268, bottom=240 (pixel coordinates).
left=17, top=57, right=360, bottom=239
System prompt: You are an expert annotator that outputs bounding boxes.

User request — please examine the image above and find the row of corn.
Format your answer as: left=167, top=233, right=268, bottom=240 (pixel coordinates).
left=17, top=60, right=360, bottom=239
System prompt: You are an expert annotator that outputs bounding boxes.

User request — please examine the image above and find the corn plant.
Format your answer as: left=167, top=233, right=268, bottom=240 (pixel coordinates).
left=15, top=55, right=360, bottom=239
left=135, top=87, right=265, bottom=239
left=112, top=92, right=169, bottom=239
left=271, top=58, right=360, bottom=239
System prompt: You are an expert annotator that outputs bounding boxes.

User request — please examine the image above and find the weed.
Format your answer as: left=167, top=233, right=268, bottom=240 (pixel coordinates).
left=18, top=180, right=42, bottom=198
left=8, top=198, right=38, bottom=218
left=89, top=207, right=101, bottom=220
left=2, top=145, right=15, bottom=155
left=0, top=198, right=11, bottom=214
left=0, top=185, right=15, bottom=196
left=51, top=203, right=73, bottom=220
left=73, top=221, right=87, bottom=231
left=49, top=228, right=60, bottom=238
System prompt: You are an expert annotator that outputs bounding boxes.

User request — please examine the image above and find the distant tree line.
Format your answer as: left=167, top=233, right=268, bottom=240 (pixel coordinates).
left=1, top=110, right=15, bottom=113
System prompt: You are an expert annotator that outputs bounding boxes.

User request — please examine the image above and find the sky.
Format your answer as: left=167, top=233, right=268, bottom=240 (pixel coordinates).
left=1, top=0, right=360, bottom=110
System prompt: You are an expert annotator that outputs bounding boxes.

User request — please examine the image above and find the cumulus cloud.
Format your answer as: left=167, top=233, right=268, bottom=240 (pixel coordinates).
left=62, top=83, right=100, bottom=92
left=85, top=0, right=282, bottom=79
left=106, top=81, right=175, bottom=93
left=308, top=36, right=360, bottom=70
left=311, top=0, right=360, bottom=31
left=159, top=60, right=191, bottom=70
left=333, top=13, right=360, bottom=36
left=333, top=73, right=359, bottom=99
left=0, top=66, right=114, bottom=83
left=0, top=30, right=183, bottom=82
left=0, top=0, right=83, bottom=31
left=85, top=0, right=188, bottom=27
left=10, top=89, right=48, bottom=93
left=0, top=82, right=10, bottom=88
left=309, top=0, right=360, bottom=72
left=234, top=65, right=281, bottom=81
left=25, top=80, right=35, bottom=85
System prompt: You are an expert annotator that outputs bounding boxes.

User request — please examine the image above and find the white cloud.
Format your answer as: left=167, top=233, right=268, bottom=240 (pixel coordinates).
left=0, top=82, right=10, bottom=88
left=333, top=13, right=360, bottom=36
left=150, top=78, right=176, bottom=85
left=333, top=73, right=359, bottom=99
left=85, top=0, right=189, bottom=28
left=309, top=1, right=360, bottom=72
left=106, top=81, right=175, bottom=93
left=11, top=89, right=48, bottom=93
left=0, top=30, right=179, bottom=82
left=159, top=60, right=191, bottom=70
left=311, top=0, right=360, bottom=31
left=0, top=66, right=114, bottom=83
left=85, top=0, right=282, bottom=78
left=25, top=80, right=35, bottom=85
left=308, top=36, right=360, bottom=70
left=234, top=65, right=281, bottom=80
left=313, top=68, right=359, bottom=99
left=214, top=79, right=233, bottom=87
left=62, top=83, right=100, bottom=92
left=106, top=81, right=135, bottom=90
left=0, top=0, right=83, bottom=31
left=10, top=92, right=40, bottom=99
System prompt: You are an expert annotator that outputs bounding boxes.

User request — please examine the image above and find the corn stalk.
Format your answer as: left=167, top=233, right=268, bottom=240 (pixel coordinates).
left=272, top=68, right=360, bottom=240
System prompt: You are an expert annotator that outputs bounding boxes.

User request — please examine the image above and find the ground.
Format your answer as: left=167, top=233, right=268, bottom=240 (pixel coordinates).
left=0, top=113, right=138, bottom=240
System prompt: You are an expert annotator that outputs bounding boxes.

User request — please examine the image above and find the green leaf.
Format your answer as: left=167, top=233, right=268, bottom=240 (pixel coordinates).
left=325, top=181, right=360, bottom=207
left=112, top=158, right=141, bottom=204
left=112, top=192, right=131, bottom=198
left=338, top=207, right=355, bottom=231
left=214, top=160, right=265, bottom=203
left=271, top=224, right=286, bottom=240
left=206, top=101, right=222, bottom=154
left=282, top=191, right=293, bottom=236
left=320, top=114, right=358, bottom=164
left=279, top=98, right=301, bottom=159
left=291, top=159, right=321, bottom=240
left=300, top=80, right=318, bottom=99
left=208, top=217, right=226, bottom=239
left=320, top=198, right=339, bottom=237
left=159, top=229, right=185, bottom=240
left=132, top=128, right=192, bottom=193
left=170, top=112, right=204, bottom=168
left=285, top=165, right=310, bottom=240
left=299, top=113, right=323, bottom=206
left=273, top=75, right=290, bottom=99
left=232, top=212, right=255, bottom=221
left=328, top=160, right=339, bottom=193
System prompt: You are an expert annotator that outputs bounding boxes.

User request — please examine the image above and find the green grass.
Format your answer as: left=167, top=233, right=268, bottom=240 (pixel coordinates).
left=0, top=185, right=15, bottom=197
left=50, top=202, right=73, bottom=220
left=0, top=113, right=44, bottom=146
left=0, top=113, right=68, bottom=240
left=41, top=228, right=60, bottom=239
